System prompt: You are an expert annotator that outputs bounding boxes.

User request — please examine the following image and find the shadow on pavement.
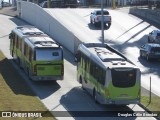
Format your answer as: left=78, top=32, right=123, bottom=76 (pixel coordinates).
left=0, top=58, right=36, bottom=96
left=59, top=87, right=137, bottom=120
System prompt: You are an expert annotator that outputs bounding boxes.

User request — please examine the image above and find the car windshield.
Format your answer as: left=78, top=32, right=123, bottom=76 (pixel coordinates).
left=96, top=11, right=109, bottom=15
left=151, top=47, right=160, bottom=52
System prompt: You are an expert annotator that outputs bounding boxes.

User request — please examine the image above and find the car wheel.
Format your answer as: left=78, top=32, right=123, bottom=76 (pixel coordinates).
left=106, top=23, right=111, bottom=29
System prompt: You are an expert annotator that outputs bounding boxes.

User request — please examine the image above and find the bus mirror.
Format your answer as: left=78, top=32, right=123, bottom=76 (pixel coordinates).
left=74, top=53, right=80, bottom=62
left=9, top=33, right=12, bottom=39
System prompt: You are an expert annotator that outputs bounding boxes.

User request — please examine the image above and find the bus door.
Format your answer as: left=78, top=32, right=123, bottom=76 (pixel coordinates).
left=13, top=35, right=19, bottom=58
left=81, top=56, right=87, bottom=87
left=96, top=67, right=106, bottom=103
left=81, top=56, right=85, bottom=77
left=84, top=58, right=91, bottom=92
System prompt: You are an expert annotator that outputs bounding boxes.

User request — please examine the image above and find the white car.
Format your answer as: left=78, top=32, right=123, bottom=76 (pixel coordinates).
left=148, top=30, right=160, bottom=43
left=90, top=10, right=111, bottom=28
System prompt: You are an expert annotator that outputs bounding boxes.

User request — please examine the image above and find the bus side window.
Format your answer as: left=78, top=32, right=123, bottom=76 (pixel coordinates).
left=13, top=33, right=15, bottom=40
left=90, top=61, right=95, bottom=78
left=84, top=56, right=87, bottom=71
left=98, top=69, right=105, bottom=85
left=26, top=45, right=29, bottom=59
left=16, top=35, right=19, bottom=49
left=29, top=48, right=32, bottom=61
left=90, top=62, right=97, bottom=79
left=92, top=65, right=105, bottom=85
left=12, top=34, right=16, bottom=48
left=24, top=43, right=27, bottom=56
left=94, top=65, right=99, bottom=81
left=19, top=37, right=22, bottom=51
left=81, top=53, right=85, bottom=68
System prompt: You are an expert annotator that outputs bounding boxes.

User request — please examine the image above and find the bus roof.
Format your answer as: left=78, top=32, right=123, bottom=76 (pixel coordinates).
left=12, top=25, right=44, bottom=38
left=25, top=36, right=60, bottom=49
left=78, top=43, right=136, bottom=69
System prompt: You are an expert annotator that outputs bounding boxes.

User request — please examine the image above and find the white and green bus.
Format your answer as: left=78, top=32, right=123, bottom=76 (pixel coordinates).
left=9, top=26, right=64, bottom=81
left=76, top=43, right=141, bottom=105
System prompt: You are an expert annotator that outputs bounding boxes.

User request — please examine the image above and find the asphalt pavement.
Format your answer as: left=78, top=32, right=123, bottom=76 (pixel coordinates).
left=0, top=6, right=159, bottom=120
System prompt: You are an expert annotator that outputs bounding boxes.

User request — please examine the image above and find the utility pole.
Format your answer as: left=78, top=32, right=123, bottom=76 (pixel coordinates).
left=101, top=0, right=104, bottom=44
left=48, top=0, right=51, bottom=8
left=112, top=0, right=116, bottom=9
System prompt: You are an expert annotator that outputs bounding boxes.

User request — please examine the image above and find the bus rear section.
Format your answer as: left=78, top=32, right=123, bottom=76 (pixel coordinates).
left=76, top=43, right=141, bottom=105
left=104, top=68, right=141, bottom=105
left=30, top=47, right=64, bottom=81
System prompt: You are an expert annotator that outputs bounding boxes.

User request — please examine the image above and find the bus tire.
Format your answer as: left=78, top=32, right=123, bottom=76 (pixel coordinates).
left=11, top=50, right=14, bottom=57
left=17, top=57, right=20, bottom=65
left=79, top=76, right=82, bottom=84
left=93, top=89, right=99, bottom=104
left=81, top=77, right=85, bottom=90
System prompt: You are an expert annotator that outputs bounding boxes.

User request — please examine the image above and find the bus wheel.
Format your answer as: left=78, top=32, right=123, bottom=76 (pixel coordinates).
left=17, top=57, right=20, bottom=65
left=17, top=57, right=21, bottom=67
left=79, top=76, right=82, bottom=84
left=81, top=77, right=85, bottom=90
left=11, top=50, right=14, bottom=57
left=93, top=89, right=99, bottom=104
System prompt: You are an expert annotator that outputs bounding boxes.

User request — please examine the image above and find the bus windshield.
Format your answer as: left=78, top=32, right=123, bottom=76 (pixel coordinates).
left=35, top=48, right=62, bottom=61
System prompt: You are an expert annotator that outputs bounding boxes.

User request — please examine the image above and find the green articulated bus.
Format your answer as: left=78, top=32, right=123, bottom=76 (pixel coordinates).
left=76, top=43, right=141, bottom=105
left=9, top=25, right=64, bottom=81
